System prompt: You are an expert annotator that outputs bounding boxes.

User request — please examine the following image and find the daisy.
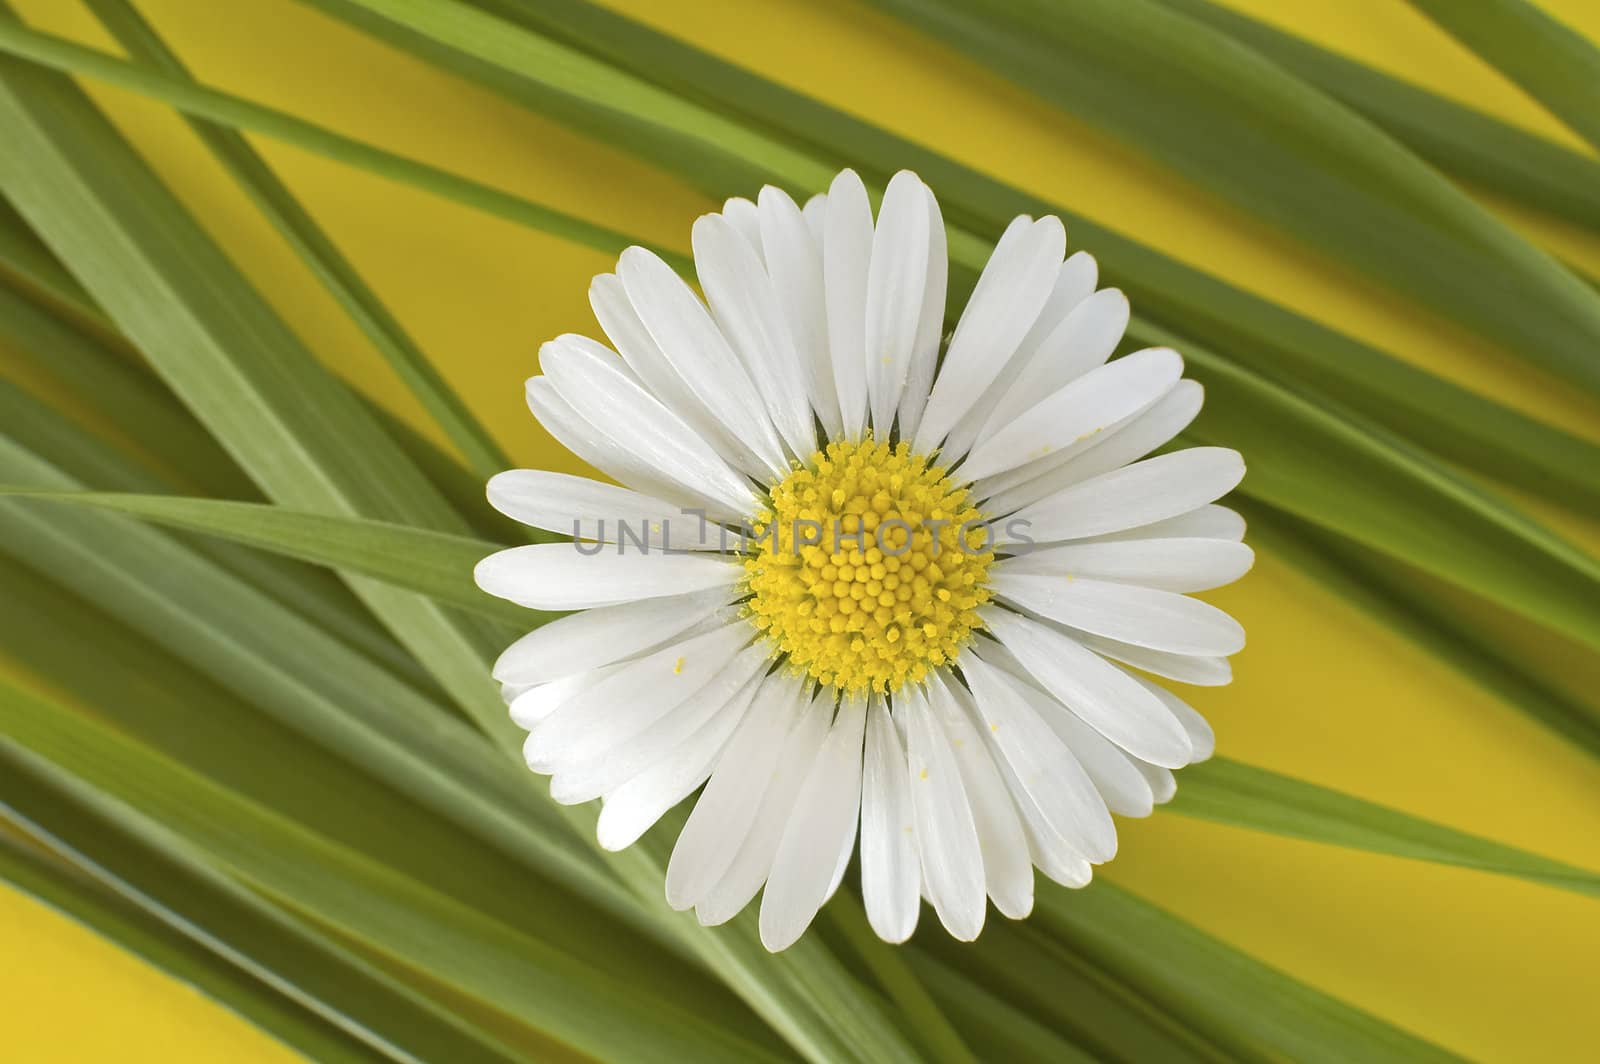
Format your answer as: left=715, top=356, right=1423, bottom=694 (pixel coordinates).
left=475, top=170, right=1249, bottom=952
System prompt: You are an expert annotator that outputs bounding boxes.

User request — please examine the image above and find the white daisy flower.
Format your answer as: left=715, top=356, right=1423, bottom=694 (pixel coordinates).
left=475, top=170, right=1249, bottom=952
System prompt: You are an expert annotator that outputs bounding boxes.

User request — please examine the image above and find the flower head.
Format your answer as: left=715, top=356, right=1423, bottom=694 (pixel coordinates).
left=476, top=170, right=1249, bottom=951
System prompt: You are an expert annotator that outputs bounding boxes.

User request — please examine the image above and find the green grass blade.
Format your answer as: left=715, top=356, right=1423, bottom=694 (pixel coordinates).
left=0, top=682, right=789, bottom=1064
left=0, top=835, right=392, bottom=1064
left=1408, top=0, right=1600, bottom=156
left=1034, top=881, right=1462, bottom=1062
left=1150, top=0, right=1600, bottom=233
left=874, top=0, right=1600, bottom=392
left=0, top=762, right=521, bottom=1064
left=83, top=0, right=509, bottom=480
left=0, top=488, right=543, bottom=629
left=1174, top=757, right=1600, bottom=896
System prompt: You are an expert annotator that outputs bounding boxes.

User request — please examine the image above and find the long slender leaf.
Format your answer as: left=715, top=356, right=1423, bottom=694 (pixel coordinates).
left=1408, top=0, right=1600, bottom=155
left=0, top=681, right=788, bottom=1064
left=1034, top=881, right=1461, bottom=1062
left=84, top=0, right=509, bottom=480
left=875, top=0, right=1600, bottom=392
left=0, top=835, right=388, bottom=1064
left=1150, top=0, right=1600, bottom=232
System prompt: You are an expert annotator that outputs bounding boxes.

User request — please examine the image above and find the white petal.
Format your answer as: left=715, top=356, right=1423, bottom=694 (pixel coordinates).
left=972, top=288, right=1129, bottom=460
left=510, top=668, right=612, bottom=732
left=475, top=543, right=739, bottom=611
left=760, top=696, right=867, bottom=951
left=697, top=691, right=833, bottom=926
left=1092, top=503, right=1246, bottom=543
left=551, top=648, right=767, bottom=803
left=487, top=470, right=735, bottom=550
left=897, top=182, right=948, bottom=440
left=1129, top=672, right=1216, bottom=762
left=942, top=251, right=1100, bottom=457
left=1003, top=447, right=1245, bottom=544
left=981, top=660, right=1155, bottom=818
left=803, top=193, right=827, bottom=246
left=666, top=673, right=807, bottom=910
left=1072, top=629, right=1234, bottom=687
left=540, top=341, right=760, bottom=517
left=979, top=379, right=1204, bottom=514
left=987, top=737, right=1095, bottom=889
left=958, top=347, right=1182, bottom=482
left=859, top=695, right=920, bottom=943
left=982, top=608, right=1193, bottom=768
left=823, top=169, right=873, bottom=439
left=996, top=537, right=1255, bottom=593
left=990, top=575, right=1246, bottom=657
left=493, top=587, right=732, bottom=686
left=695, top=213, right=817, bottom=460
left=903, top=681, right=985, bottom=941
left=617, top=246, right=788, bottom=478
left=936, top=677, right=1034, bottom=919
left=1130, top=758, right=1177, bottom=805
left=524, top=623, right=752, bottom=769
left=594, top=669, right=762, bottom=850
left=590, top=273, right=754, bottom=474
left=526, top=377, right=726, bottom=517
left=914, top=216, right=1065, bottom=453
left=865, top=171, right=931, bottom=438
left=760, top=185, right=841, bottom=442
left=721, top=197, right=765, bottom=262
left=960, top=654, right=1116, bottom=862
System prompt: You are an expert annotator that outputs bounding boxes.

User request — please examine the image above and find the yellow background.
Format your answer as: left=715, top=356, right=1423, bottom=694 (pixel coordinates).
left=5, top=0, right=1600, bottom=1060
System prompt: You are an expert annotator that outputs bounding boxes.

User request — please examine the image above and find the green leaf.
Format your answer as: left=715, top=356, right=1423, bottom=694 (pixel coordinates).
left=83, top=0, right=509, bottom=481
left=1033, top=881, right=1462, bottom=1063
left=874, top=0, right=1600, bottom=392
left=0, top=487, right=540, bottom=629
left=1408, top=0, right=1600, bottom=156
left=0, top=681, right=789, bottom=1064
left=1150, top=0, right=1600, bottom=233
left=0, top=835, right=391, bottom=1064
left=1173, top=757, right=1600, bottom=896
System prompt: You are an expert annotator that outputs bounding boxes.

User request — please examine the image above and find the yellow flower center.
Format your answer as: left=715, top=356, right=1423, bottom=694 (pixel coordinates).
left=743, top=435, right=993, bottom=694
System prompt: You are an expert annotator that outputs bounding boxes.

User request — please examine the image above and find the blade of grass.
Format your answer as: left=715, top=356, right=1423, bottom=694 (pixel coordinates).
left=874, top=0, right=1600, bottom=392
left=1150, top=0, right=1600, bottom=233
left=0, top=834, right=394, bottom=1064
left=0, top=681, right=788, bottom=1064
left=1034, top=880, right=1462, bottom=1063
left=0, top=768, right=523, bottom=1064
left=1408, top=0, right=1600, bottom=156
left=84, top=0, right=508, bottom=481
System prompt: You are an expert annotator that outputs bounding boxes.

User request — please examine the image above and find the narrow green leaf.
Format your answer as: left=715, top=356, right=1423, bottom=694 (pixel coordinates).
left=1173, top=757, right=1600, bottom=896
left=0, top=835, right=390, bottom=1064
left=0, top=487, right=540, bottom=629
left=1151, top=0, right=1600, bottom=233
left=1408, top=0, right=1600, bottom=156
left=84, top=0, right=509, bottom=480
left=0, top=762, right=522, bottom=1064
left=875, top=0, right=1600, bottom=392
left=0, top=682, right=788, bottom=1064
left=1035, top=881, right=1462, bottom=1063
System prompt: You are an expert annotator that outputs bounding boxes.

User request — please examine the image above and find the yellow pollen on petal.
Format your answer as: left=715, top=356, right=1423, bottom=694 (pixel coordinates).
left=741, top=434, right=993, bottom=695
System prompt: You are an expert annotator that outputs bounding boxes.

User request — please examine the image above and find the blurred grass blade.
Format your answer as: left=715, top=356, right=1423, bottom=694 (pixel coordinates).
left=0, top=835, right=391, bottom=1064
left=1174, top=757, right=1600, bottom=896
left=0, top=681, right=789, bottom=1064
left=0, top=488, right=542, bottom=628
left=0, top=35, right=928, bottom=1063
left=0, top=193, right=122, bottom=340
left=1034, top=882, right=1462, bottom=1063
left=1151, top=0, right=1600, bottom=232
left=83, top=0, right=508, bottom=481
left=873, top=0, right=1600, bottom=392
left=0, top=759, right=522, bottom=1064
left=1408, top=0, right=1600, bottom=155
